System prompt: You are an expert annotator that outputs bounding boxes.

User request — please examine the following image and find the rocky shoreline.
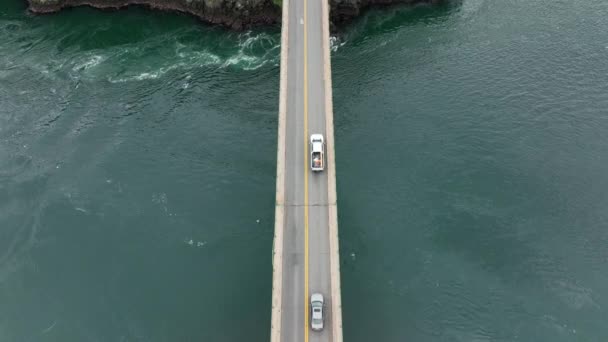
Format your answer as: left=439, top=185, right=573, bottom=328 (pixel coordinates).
left=27, top=0, right=446, bottom=30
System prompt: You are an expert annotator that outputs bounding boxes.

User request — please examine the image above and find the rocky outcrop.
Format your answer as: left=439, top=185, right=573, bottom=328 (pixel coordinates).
left=27, top=0, right=446, bottom=29
left=331, top=0, right=445, bottom=24
left=27, top=0, right=280, bottom=29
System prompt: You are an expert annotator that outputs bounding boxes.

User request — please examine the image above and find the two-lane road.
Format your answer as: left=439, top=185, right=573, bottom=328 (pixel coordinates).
left=278, top=0, right=333, bottom=340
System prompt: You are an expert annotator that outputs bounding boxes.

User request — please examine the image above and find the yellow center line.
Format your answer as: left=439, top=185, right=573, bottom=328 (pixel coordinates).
left=303, top=0, right=309, bottom=338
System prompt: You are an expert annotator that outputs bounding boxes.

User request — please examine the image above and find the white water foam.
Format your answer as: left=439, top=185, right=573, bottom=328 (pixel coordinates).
left=30, top=30, right=282, bottom=84
left=72, top=54, right=106, bottom=72
left=185, top=239, right=207, bottom=247
left=330, top=36, right=347, bottom=52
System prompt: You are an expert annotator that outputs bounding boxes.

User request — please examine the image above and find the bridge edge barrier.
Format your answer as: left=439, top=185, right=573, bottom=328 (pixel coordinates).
left=321, top=0, right=344, bottom=341
left=270, top=0, right=290, bottom=339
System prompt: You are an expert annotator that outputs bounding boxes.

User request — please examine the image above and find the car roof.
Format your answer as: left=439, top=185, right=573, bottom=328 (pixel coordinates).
left=312, top=308, right=322, bottom=319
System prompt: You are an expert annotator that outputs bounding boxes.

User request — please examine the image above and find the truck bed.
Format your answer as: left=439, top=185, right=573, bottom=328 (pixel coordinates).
left=311, top=152, right=324, bottom=170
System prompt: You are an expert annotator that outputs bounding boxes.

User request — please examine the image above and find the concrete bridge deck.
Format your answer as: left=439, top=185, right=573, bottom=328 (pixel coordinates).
left=270, top=0, right=343, bottom=341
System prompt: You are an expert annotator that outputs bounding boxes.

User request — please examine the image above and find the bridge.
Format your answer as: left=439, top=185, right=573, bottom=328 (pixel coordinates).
left=270, top=0, right=343, bottom=341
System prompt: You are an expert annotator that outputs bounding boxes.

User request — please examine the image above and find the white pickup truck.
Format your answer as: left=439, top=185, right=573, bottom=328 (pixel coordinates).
left=310, top=134, right=325, bottom=172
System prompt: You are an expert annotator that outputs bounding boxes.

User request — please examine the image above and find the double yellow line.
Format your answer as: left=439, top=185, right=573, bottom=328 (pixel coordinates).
left=302, top=0, right=310, bottom=339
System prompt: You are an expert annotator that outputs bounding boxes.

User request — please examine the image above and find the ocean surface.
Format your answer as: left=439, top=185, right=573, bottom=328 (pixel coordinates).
left=1, top=0, right=608, bottom=341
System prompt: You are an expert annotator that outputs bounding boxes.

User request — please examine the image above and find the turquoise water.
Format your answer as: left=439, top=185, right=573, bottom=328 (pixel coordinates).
left=2, top=0, right=608, bottom=341
left=334, top=1, right=608, bottom=341
left=1, top=3, right=279, bottom=341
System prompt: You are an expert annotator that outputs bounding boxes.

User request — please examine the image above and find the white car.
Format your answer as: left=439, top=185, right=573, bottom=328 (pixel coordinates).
left=310, top=134, right=325, bottom=172
left=310, top=293, right=324, bottom=331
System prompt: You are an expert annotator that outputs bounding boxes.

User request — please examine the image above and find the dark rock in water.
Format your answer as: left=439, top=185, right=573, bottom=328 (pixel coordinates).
left=26, top=0, right=445, bottom=29
left=27, top=0, right=280, bottom=29
left=331, top=0, right=445, bottom=24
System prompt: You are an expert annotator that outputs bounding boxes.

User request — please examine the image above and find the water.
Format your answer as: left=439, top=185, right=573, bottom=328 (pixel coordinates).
left=1, top=3, right=279, bottom=341
left=1, top=0, right=608, bottom=341
left=334, top=1, right=608, bottom=341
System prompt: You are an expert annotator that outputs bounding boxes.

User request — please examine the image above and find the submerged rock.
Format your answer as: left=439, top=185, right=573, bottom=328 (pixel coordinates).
left=26, top=0, right=446, bottom=29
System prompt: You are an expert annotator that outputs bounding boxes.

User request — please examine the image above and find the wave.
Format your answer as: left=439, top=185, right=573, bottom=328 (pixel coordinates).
left=330, top=36, right=347, bottom=52
left=100, top=31, right=280, bottom=82
left=71, top=54, right=106, bottom=72
left=2, top=22, right=281, bottom=85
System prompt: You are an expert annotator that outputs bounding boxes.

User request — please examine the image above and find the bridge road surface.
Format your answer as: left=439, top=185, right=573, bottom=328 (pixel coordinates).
left=279, top=0, right=333, bottom=340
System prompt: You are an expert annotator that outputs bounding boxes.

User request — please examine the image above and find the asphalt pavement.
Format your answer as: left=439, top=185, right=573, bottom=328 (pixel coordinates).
left=279, top=0, right=334, bottom=340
